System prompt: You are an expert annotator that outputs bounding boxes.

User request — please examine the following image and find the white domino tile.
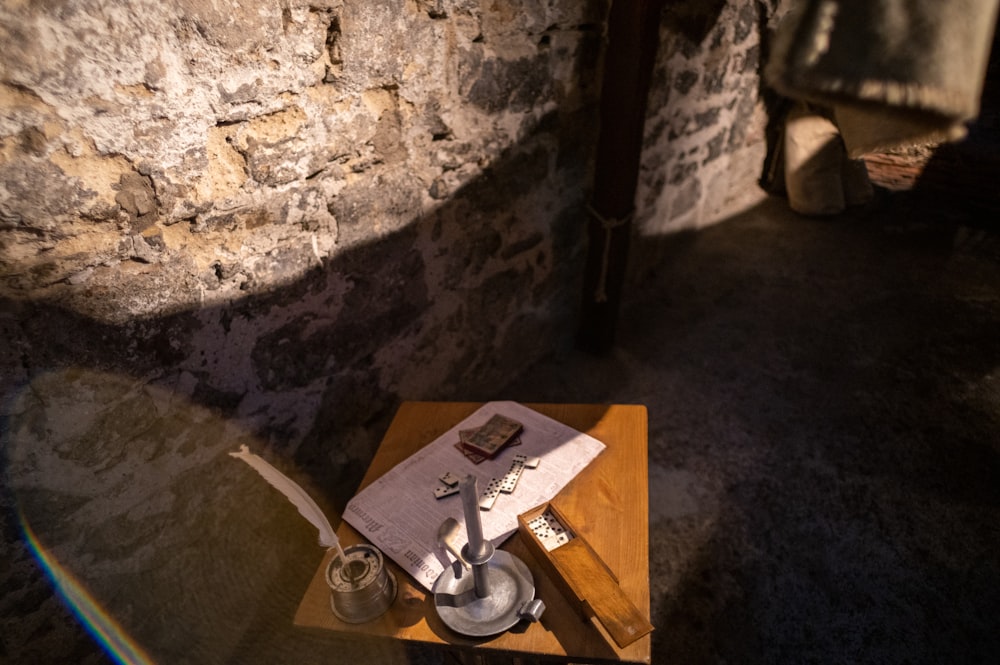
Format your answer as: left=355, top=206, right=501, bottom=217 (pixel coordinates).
left=439, top=471, right=461, bottom=487
left=478, top=478, right=503, bottom=510
left=528, top=509, right=574, bottom=551
left=499, top=459, right=525, bottom=493
left=433, top=484, right=460, bottom=499
left=513, top=453, right=540, bottom=469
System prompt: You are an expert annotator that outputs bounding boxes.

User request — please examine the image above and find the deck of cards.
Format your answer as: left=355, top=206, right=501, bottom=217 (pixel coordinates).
left=456, top=414, right=523, bottom=463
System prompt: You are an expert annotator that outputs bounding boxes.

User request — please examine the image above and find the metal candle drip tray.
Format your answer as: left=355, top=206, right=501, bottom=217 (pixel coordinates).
left=325, top=543, right=397, bottom=623
left=433, top=549, right=542, bottom=637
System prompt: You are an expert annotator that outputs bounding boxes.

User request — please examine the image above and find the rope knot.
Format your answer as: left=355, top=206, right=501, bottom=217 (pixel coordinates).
left=587, top=204, right=634, bottom=303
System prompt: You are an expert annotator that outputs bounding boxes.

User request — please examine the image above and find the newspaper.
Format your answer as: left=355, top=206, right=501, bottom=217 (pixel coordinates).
left=343, top=401, right=606, bottom=591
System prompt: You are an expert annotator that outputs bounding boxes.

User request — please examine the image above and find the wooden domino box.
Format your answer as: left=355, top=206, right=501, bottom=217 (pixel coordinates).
left=517, top=501, right=654, bottom=649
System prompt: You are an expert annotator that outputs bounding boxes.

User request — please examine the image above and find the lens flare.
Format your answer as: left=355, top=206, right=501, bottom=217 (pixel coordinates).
left=20, top=515, right=154, bottom=665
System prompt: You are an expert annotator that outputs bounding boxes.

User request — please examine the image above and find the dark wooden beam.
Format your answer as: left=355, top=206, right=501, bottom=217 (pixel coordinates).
left=577, top=0, right=665, bottom=354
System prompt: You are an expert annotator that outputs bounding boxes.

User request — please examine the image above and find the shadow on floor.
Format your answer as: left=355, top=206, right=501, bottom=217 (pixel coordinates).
left=506, top=193, right=1000, bottom=664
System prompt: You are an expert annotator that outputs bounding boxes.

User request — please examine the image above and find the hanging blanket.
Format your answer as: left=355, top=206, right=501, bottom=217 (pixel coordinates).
left=766, top=0, right=1000, bottom=156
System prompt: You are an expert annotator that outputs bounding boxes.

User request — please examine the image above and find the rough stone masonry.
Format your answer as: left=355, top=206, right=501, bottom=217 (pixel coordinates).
left=1, top=0, right=608, bottom=440
left=0, top=1, right=779, bottom=662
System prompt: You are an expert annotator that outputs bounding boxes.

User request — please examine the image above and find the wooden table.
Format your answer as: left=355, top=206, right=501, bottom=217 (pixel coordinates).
left=294, top=402, right=651, bottom=664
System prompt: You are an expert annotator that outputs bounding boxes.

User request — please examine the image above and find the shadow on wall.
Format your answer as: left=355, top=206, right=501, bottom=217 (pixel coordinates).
left=0, top=111, right=599, bottom=665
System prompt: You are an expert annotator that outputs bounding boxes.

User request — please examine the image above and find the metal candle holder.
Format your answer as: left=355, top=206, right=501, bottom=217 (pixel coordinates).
left=432, top=475, right=544, bottom=636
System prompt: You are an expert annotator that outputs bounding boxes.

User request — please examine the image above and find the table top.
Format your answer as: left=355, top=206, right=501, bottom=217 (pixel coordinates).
left=293, top=401, right=651, bottom=664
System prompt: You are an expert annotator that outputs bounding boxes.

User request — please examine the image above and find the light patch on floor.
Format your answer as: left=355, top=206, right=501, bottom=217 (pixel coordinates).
left=648, top=464, right=714, bottom=522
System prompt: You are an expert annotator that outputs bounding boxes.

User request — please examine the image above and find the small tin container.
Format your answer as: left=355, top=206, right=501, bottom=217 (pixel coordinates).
left=325, top=543, right=397, bottom=623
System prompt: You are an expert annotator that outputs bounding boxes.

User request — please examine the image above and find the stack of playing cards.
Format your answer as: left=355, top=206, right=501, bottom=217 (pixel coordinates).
left=454, top=414, right=523, bottom=464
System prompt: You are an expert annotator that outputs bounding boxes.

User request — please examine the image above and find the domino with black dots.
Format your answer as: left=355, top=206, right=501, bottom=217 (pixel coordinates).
left=513, top=453, right=541, bottom=469
left=432, top=470, right=463, bottom=499
left=528, top=509, right=573, bottom=551
left=439, top=471, right=461, bottom=487
left=433, top=484, right=460, bottom=499
left=478, top=477, right=503, bottom=510
left=499, top=459, right=525, bottom=493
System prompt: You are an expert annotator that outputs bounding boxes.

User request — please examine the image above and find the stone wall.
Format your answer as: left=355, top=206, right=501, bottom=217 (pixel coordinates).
left=1, top=0, right=604, bottom=463
left=0, top=1, right=782, bottom=662
left=630, top=0, right=789, bottom=281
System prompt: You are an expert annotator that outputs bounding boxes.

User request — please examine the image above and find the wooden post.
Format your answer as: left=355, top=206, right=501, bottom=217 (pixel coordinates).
left=577, top=0, right=665, bottom=353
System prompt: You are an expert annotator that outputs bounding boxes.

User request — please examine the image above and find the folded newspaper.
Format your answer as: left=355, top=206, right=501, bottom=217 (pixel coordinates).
left=343, top=401, right=606, bottom=591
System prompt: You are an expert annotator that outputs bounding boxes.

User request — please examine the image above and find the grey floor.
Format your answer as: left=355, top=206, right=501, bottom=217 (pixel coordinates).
left=6, top=192, right=1000, bottom=664
left=505, top=193, right=1000, bottom=664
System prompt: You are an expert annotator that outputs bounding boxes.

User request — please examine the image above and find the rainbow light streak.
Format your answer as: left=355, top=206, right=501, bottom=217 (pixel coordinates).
left=20, top=514, right=155, bottom=665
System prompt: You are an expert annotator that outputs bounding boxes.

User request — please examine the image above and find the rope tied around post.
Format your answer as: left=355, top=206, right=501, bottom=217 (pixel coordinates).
left=587, top=204, right=634, bottom=303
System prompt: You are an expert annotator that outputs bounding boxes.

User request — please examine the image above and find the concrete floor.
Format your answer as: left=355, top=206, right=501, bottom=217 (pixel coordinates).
left=5, top=192, right=1000, bottom=663
left=507, top=193, right=1000, bottom=663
